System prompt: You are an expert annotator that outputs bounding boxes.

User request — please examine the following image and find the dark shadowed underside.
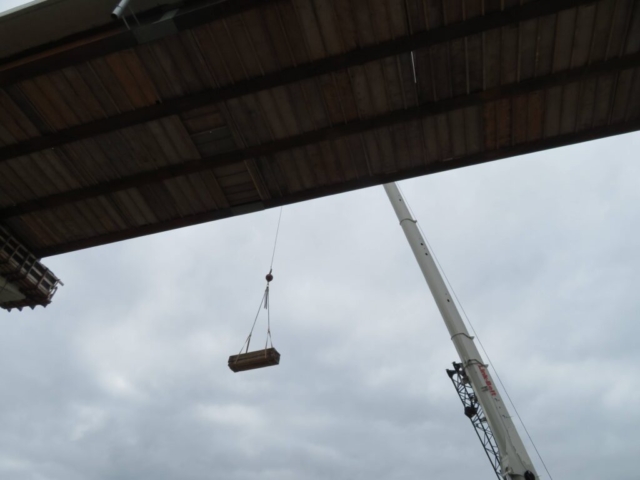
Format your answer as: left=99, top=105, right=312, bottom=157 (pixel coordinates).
left=0, top=0, right=639, bottom=261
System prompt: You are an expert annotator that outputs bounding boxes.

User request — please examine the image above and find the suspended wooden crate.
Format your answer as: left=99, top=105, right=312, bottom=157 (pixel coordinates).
left=228, top=348, right=281, bottom=372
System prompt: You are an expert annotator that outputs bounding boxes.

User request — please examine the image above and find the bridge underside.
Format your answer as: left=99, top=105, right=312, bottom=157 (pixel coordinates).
left=0, top=0, right=638, bottom=272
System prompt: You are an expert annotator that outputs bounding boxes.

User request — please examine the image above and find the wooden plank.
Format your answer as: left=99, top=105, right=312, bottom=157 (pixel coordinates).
left=466, top=33, right=483, bottom=93
left=559, top=82, right=580, bottom=134
left=312, top=0, right=344, bottom=56
left=319, top=140, right=344, bottom=183
left=199, top=171, right=232, bottom=208
left=16, top=79, right=66, bottom=131
left=496, top=98, right=512, bottom=148
left=88, top=56, right=135, bottom=113
left=589, top=0, right=618, bottom=63
left=422, top=116, right=440, bottom=162
left=625, top=68, right=640, bottom=119
left=332, top=137, right=358, bottom=180
left=348, top=64, right=375, bottom=117
left=333, top=0, right=359, bottom=51
left=223, top=15, right=265, bottom=78
left=512, top=95, right=529, bottom=144
left=82, top=197, right=119, bottom=233
left=238, top=93, right=277, bottom=143
left=424, top=0, right=444, bottom=29
left=271, top=150, right=302, bottom=192
left=318, top=73, right=346, bottom=124
left=367, top=0, right=393, bottom=43
left=500, top=25, right=518, bottom=86
left=431, top=43, right=452, bottom=99
left=165, top=35, right=208, bottom=94
left=136, top=183, right=179, bottom=222
left=276, top=1, right=311, bottom=64
left=351, top=0, right=376, bottom=46
left=345, top=134, right=371, bottom=177
left=33, top=75, right=84, bottom=127
left=104, top=51, right=152, bottom=110
left=256, top=90, right=284, bottom=141
left=177, top=176, right=209, bottom=213
left=10, top=153, right=56, bottom=198
left=436, top=113, right=452, bottom=160
left=74, top=62, right=122, bottom=117
left=575, top=77, right=597, bottom=130
left=258, top=4, right=297, bottom=70
left=543, top=86, right=563, bottom=137
left=464, top=106, right=483, bottom=155
left=293, top=0, right=326, bottom=61
left=519, top=19, right=539, bottom=81
left=302, top=78, right=333, bottom=129
left=109, top=190, right=148, bottom=226
left=4, top=216, right=50, bottom=249
left=483, top=29, right=501, bottom=89
left=126, top=189, right=158, bottom=224
left=333, top=70, right=360, bottom=122
left=0, top=90, right=40, bottom=141
left=607, top=0, right=635, bottom=58
left=137, top=43, right=186, bottom=99
left=386, top=0, right=409, bottom=38
left=483, top=101, right=497, bottom=150
left=570, top=3, right=598, bottom=67
left=591, top=74, right=616, bottom=126
left=182, top=103, right=224, bottom=122
left=94, top=196, right=129, bottom=231
left=361, top=130, right=383, bottom=173
left=378, top=127, right=397, bottom=173
left=624, top=0, right=640, bottom=54
left=61, top=67, right=108, bottom=122
left=610, top=68, right=635, bottom=123
left=382, top=56, right=406, bottom=110
left=46, top=71, right=93, bottom=124
left=389, top=122, right=410, bottom=170
left=534, top=12, right=558, bottom=77
left=120, top=50, right=161, bottom=105
left=450, top=37, right=467, bottom=96
left=241, top=9, right=282, bottom=74
left=449, top=110, right=466, bottom=158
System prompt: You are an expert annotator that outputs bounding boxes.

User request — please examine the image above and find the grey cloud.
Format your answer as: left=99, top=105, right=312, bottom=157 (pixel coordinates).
left=1, top=133, right=640, bottom=479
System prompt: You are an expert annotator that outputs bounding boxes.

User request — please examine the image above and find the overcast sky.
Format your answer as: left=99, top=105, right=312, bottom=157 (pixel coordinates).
left=0, top=0, right=31, bottom=14
left=0, top=130, right=638, bottom=480
left=2, top=2, right=640, bottom=478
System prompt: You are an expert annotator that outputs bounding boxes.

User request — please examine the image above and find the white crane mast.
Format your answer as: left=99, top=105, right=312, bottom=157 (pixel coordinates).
left=384, top=182, right=538, bottom=480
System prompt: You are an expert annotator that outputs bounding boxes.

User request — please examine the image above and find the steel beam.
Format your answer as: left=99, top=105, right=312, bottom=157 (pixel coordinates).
left=0, top=0, right=596, bottom=162
left=2, top=51, right=640, bottom=222
left=35, top=116, right=640, bottom=258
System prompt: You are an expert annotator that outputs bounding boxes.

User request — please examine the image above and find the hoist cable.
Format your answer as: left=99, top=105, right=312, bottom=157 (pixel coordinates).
left=237, top=287, right=269, bottom=356
left=236, top=208, right=283, bottom=357
left=396, top=184, right=554, bottom=480
left=269, top=207, right=284, bottom=271
left=265, top=285, right=273, bottom=350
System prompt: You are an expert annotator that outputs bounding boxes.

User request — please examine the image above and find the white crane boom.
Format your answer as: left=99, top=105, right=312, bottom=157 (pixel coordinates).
left=384, top=182, right=538, bottom=480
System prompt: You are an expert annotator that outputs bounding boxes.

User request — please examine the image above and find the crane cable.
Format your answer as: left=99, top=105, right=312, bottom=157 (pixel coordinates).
left=237, top=208, right=283, bottom=355
left=396, top=184, right=554, bottom=480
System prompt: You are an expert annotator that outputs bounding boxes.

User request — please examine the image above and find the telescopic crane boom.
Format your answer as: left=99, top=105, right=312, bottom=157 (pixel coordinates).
left=384, top=183, right=538, bottom=480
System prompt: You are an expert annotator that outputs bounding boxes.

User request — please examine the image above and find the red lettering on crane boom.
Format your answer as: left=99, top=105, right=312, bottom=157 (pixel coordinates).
left=478, top=365, right=498, bottom=397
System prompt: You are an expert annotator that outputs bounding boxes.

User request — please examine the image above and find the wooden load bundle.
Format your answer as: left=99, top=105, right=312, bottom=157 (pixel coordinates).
left=228, top=348, right=281, bottom=372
